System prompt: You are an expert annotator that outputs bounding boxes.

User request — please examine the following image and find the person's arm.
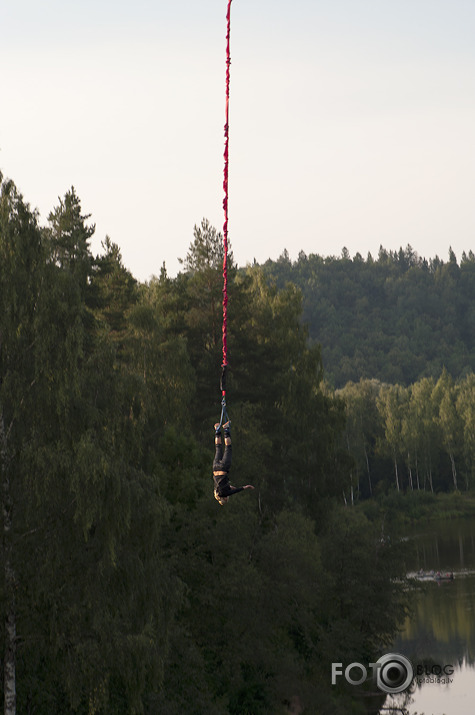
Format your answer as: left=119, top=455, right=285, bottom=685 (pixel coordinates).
left=225, top=485, right=244, bottom=496
left=226, top=484, right=254, bottom=496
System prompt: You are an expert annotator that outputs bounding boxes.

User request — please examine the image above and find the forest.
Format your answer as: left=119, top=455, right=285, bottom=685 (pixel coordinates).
left=261, top=246, right=475, bottom=388
left=0, top=173, right=471, bottom=713
left=339, top=372, right=475, bottom=500
left=260, top=248, right=475, bottom=501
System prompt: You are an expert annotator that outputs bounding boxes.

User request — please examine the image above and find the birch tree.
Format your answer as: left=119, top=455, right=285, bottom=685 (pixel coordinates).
left=456, top=373, right=475, bottom=489
left=433, top=369, right=461, bottom=491
left=377, top=385, right=405, bottom=491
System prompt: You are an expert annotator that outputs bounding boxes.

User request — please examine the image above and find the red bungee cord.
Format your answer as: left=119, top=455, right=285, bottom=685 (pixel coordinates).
left=220, top=0, right=232, bottom=418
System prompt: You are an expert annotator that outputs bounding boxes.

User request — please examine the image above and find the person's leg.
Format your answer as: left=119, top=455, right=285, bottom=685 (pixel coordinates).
left=213, top=424, right=224, bottom=471
left=221, top=423, right=232, bottom=472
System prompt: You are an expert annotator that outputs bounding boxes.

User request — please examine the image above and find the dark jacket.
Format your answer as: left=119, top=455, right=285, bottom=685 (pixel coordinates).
left=213, top=471, right=244, bottom=498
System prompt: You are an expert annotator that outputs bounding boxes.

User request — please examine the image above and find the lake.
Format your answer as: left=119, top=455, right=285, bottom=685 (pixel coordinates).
left=380, top=517, right=475, bottom=715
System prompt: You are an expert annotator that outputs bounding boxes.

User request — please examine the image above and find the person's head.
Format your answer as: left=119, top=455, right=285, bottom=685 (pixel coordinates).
left=214, top=489, right=229, bottom=506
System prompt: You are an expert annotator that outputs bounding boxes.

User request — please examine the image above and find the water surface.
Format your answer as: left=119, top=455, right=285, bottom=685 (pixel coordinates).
left=381, top=517, right=475, bottom=715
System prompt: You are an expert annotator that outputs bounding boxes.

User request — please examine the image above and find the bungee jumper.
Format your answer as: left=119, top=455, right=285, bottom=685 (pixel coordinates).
left=212, top=0, right=254, bottom=505
left=213, top=420, right=254, bottom=505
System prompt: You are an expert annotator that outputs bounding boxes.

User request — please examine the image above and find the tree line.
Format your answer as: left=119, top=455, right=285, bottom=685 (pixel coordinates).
left=0, top=178, right=409, bottom=714
left=338, top=371, right=475, bottom=501
left=252, top=245, right=475, bottom=502
left=261, top=245, right=475, bottom=387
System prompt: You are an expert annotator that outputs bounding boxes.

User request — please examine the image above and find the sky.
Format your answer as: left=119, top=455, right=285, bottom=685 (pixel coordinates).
left=1, top=0, right=474, bottom=281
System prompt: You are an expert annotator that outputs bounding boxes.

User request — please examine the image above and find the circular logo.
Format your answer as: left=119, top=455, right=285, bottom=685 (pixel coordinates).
left=374, top=653, right=414, bottom=694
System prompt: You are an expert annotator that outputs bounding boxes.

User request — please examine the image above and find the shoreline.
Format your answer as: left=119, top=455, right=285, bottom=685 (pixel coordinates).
left=357, top=490, right=475, bottom=527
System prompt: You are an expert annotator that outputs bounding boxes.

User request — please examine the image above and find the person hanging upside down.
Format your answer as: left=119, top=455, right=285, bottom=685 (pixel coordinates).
left=213, top=421, right=254, bottom=505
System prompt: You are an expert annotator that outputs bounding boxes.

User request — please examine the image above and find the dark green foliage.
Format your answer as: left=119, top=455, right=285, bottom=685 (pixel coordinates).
left=318, top=507, right=410, bottom=664
left=260, top=246, right=475, bottom=498
left=0, top=189, right=411, bottom=715
left=0, top=178, right=181, bottom=713
left=261, top=246, right=475, bottom=387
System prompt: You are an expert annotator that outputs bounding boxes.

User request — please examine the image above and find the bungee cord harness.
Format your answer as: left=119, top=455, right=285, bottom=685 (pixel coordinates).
left=218, top=0, right=232, bottom=429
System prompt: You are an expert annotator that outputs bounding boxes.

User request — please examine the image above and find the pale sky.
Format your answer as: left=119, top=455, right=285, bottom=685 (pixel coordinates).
left=1, top=0, right=474, bottom=281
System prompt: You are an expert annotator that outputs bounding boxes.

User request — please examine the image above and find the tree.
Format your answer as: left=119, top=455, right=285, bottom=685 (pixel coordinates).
left=433, top=370, right=462, bottom=490
left=46, top=186, right=95, bottom=293
left=377, top=385, right=406, bottom=491
left=91, top=236, right=138, bottom=352
left=1, top=181, right=182, bottom=712
left=401, top=385, right=421, bottom=490
left=228, top=267, right=348, bottom=517
left=318, top=506, right=410, bottom=665
left=0, top=175, right=48, bottom=714
left=179, top=217, right=232, bottom=357
left=456, top=374, right=475, bottom=490
left=175, top=219, right=236, bottom=429
left=337, top=379, right=383, bottom=499
left=409, top=378, right=439, bottom=492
